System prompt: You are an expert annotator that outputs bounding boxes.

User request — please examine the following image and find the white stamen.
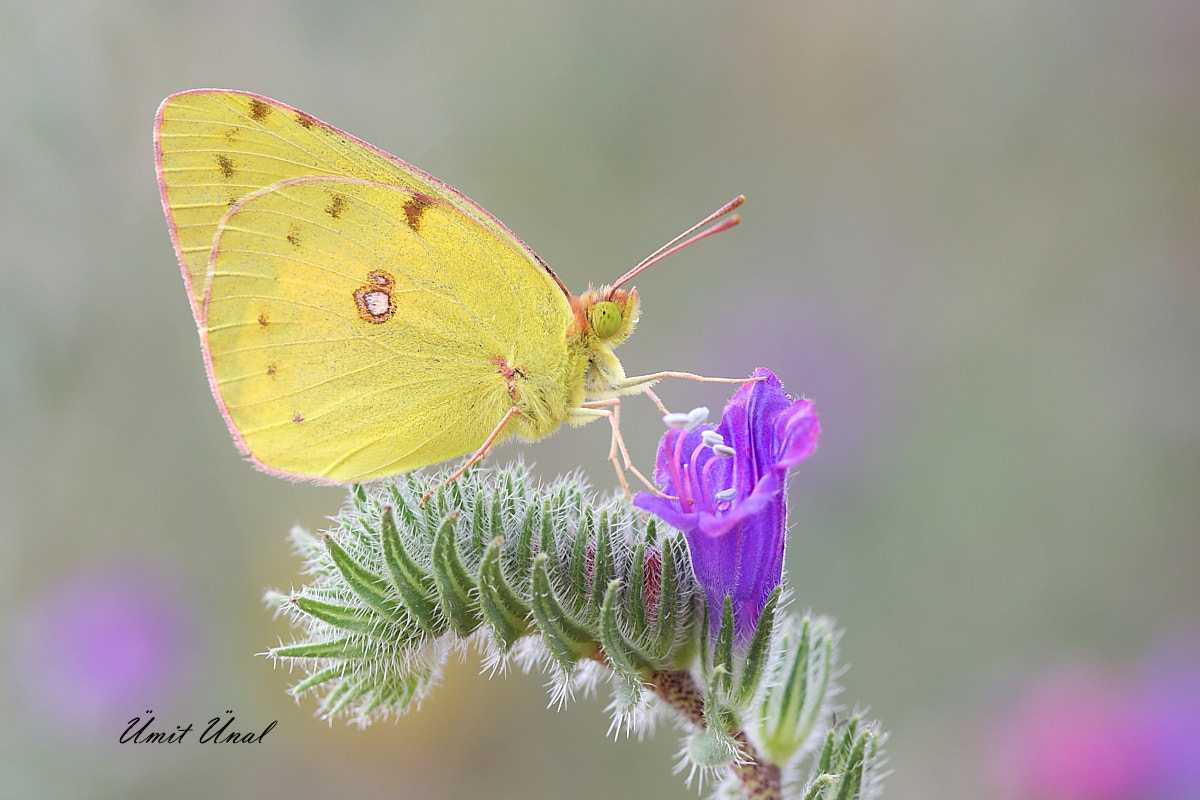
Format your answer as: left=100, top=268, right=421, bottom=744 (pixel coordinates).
left=712, top=444, right=736, bottom=459
left=701, top=430, right=724, bottom=448
left=663, top=412, right=693, bottom=429
left=663, top=407, right=709, bottom=431
left=714, top=487, right=736, bottom=502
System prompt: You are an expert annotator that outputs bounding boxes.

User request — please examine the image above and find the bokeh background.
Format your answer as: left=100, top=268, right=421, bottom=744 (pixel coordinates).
left=3, top=1, right=1198, bottom=799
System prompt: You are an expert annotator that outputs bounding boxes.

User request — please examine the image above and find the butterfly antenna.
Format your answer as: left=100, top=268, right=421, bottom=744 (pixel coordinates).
left=611, top=195, right=744, bottom=288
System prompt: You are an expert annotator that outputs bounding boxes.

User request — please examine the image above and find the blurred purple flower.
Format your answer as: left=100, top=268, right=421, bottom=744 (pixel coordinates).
left=991, top=667, right=1152, bottom=800
left=14, top=563, right=198, bottom=731
left=991, top=634, right=1200, bottom=800
left=634, top=367, right=819, bottom=641
left=1138, top=632, right=1200, bottom=800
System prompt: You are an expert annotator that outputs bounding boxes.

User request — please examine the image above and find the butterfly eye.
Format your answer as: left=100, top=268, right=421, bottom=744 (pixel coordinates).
left=589, top=301, right=623, bottom=339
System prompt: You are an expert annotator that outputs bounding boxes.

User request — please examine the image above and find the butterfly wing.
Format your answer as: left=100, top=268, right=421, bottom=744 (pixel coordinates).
left=203, top=177, right=582, bottom=482
left=155, top=89, right=566, bottom=321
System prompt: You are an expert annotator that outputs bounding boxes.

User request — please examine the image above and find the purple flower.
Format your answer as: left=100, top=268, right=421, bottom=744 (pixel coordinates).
left=634, top=368, right=819, bottom=641
left=14, top=563, right=199, bottom=731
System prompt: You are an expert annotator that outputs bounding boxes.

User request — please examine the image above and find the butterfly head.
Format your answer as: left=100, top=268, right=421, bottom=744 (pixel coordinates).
left=573, top=285, right=640, bottom=347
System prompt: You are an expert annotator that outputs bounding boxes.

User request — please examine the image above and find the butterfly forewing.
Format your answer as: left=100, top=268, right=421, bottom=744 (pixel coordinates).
left=155, top=89, right=557, bottom=319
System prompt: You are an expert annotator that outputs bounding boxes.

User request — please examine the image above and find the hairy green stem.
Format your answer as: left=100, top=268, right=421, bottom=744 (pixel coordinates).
left=647, top=668, right=783, bottom=800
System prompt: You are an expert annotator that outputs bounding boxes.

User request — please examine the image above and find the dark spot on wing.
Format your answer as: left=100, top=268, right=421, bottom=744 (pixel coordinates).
left=286, top=224, right=301, bottom=248
left=216, top=154, right=236, bottom=179
left=354, top=270, right=397, bottom=324
left=292, top=413, right=305, bottom=424
left=258, top=313, right=270, bottom=327
left=326, top=193, right=347, bottom=219
left=266, top=363, right=277, bottom=377
left=248, top=99, right=272, bottom=122
left=403, top=193, right=433, bottom=232
left=295, top=112, right=316, bottom=129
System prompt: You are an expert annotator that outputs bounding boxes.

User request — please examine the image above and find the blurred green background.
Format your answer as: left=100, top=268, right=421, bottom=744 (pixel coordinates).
left=2, top=1, right=1198, bottom=798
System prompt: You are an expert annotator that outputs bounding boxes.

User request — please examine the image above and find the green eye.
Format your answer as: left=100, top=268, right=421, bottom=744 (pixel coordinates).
left=589, top=301, right=622, bottom=339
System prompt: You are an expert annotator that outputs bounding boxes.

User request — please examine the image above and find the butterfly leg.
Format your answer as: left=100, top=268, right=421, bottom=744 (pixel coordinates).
left=575, top=400, right=666, bottom=500
left=420, top=406, right=526, bottom=507
left=643, top=386, right=671, bottom=416
left=617, top=370, right=764, bottom=393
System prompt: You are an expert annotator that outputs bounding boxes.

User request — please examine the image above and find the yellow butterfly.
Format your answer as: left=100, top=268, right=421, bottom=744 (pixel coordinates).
left=155, top=89, right=743, bottom=490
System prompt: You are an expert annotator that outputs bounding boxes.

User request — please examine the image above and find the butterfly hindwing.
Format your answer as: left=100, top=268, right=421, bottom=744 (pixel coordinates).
left=203, top=177, right=579, bottom=482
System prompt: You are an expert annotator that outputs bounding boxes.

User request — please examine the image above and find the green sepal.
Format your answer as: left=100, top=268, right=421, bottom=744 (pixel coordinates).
left=610, top=672, right=645, bottom=719
left=599, top=579, right=659, bottom=678
left=733, top=586, right=781, bottom=706
left=687, top=692, right=740, bottom=767
left=805, top=716, right=878, bottom=800
left=320, top=675, right=369, bottom=717
left=380, top=506, right=446, bottom=635
left=292, top=596, right=379, bottom=637
left=350, top=483, right=371, bottom=517
left=511, top=500, right=539, bottom=589
left=270, top=638, right=366, bottom=660
left=652, top=536, right=684, bottom=660
left=643, top=516, right=658, bottom=544
left=290, top=665, right=343, bottom=696
left=589, top=511, right=613, bottom=612
left=469, top=489, right=487, bottom=559
left=568, top=508, right=592, bottom=607
left=537, top=498, right=555, bottom=561
left=326, top=537, right=408, bottom=624
left=713, top=596, right=735, bottom=696
left=431, top=512, right=482, bottom=637
left=421, top=484, right=442, bottom=540
left=685, top=725, right=740, bottom=768
left=758, top=615, right=834, bottom=765
left=530, top=553, right=597, bottom=670
left=488, top=493, right=504, bottom=552
left=627, top=542, right=648, bottom=640
left=803, top=775, right=837, bottom=800
left=478, top=537, right=532, bottom=650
